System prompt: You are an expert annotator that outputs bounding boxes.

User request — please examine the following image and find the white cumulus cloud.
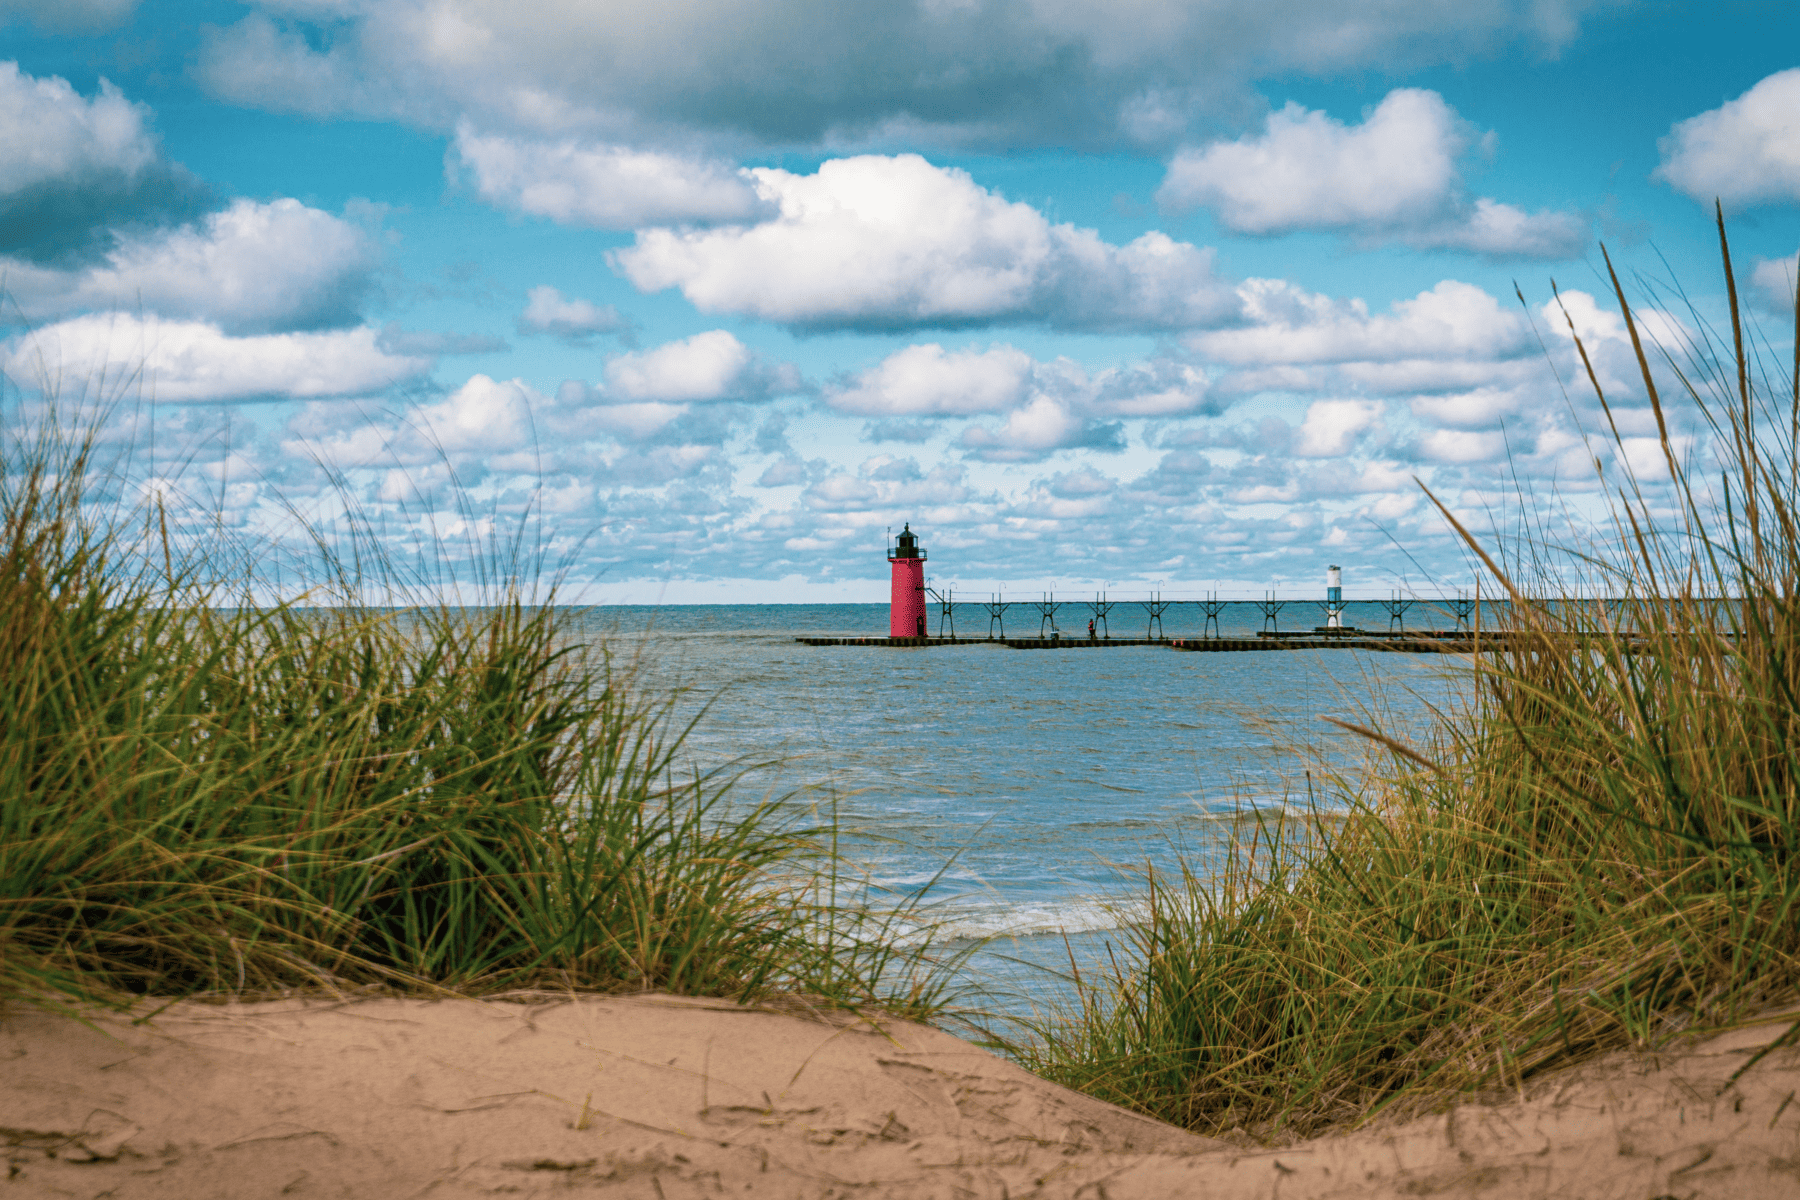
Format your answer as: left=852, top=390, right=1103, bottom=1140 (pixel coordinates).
left=960, top=396, right=1122, bottom=462
left=1157, top=89, right=1585, bottom=259
left=1657, top=69, right=1800, bottom=208
left=517, top=285, right=629, bottom=341
left=1160, top=90, right=1462, bottom=232
left=1433, top=197, right=1588, bottom=259
left=827, top=341, right=1217, bottom=431
left=827, top=344, right=1033, bottom=416
left=192, top=1, right=1604, bottom=151
left=612, top=154, right=1240, bottom=333
left=4, top=198, right=381, bottom=333
left=409, top=373, right=543, bottom=454
left=603, top=330, right=799, bottom=403
left=0, top=60, right=157, bottom=195
left=1192, top=279, right=1529, bottom=367
left=6, top=314, right=430, bottom=402
left=286, top=374, right=552, bottom=473
left=1409, top=386, right=1527, bottom=430
left=452, top=124, right=770, bottom=229
left=1294, top=399, right=1384, bottom=457
left=0, top=61, right=208, bottom=263
left=1418, top=428, right=1510, bottom=464
left=800, top=459, right=976, bottom=513
left=1075, top=356, right=1214, bottom=418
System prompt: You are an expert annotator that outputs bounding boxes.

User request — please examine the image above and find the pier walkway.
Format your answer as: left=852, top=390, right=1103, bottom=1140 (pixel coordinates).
left=795, top=631, right=1506, bottom=652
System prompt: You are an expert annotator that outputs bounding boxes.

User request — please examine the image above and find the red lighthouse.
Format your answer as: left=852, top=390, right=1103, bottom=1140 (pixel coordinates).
left=888, top=523, right=928, bottom=639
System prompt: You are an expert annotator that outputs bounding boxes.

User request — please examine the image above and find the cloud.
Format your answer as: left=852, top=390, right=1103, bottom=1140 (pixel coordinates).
left=1752, top=253, right=1797, bottom=314
left=756, top=457, right=808, bottom=487
left=960, top=396, right=1124, bottom=463
left=826, top=341, right=1219, bottom=437
left=4, top=198, right=382, bottom=333
left=516, top=285, right=629, bottom=341
left=1657, top=69, right=1800, bottom=208
left=751, top=411, right=792, bottom=456
left=504, top=333, right=804, bottom=446
left=1539, top=287, right=1692, bottom=404
left=1077, top=357, right=1214, bottom=418
left=1417, top=428, right=1510, bottom=464
left=1126, top=449, right=1214, bottom=500
left=0, top=62, right=209, bottom=264
left=1293, top=399, right=1384, bottom=457
left=6, top=314, right=431, bottom=402
left=284, top=374, right=552, bottom=478
left=193, top=1, right=1605, bottom=151
left=550, top=380, right=691, bottom=442
left=1432, top=197, right=1589, bottom=259
left=195, top=15, right=385, bottom=122
left=1157, top=90, right=1585, bottom=259
left=407, top=374, right=542, bottom=454
left=452, top=124, right=770, bottom=228
left=611, top=154, right=1240, bottom=333
left=291, top=371, right=746, bottom=480
left=1015, top=472, right=1115, bottom=519
left=1408, top=386, right=1526, bottom=430
left=603, top=330, right=799, bottom=402
left=801, top=458, right=977, bottom=512
left=827, top=344, right=1032, bottom=416
left=1191, top=279, right=1530, bottom=367
left=1045, top=468, right=1117, bottom=499
left=1160, top=91, right=1462, bottom=231
left=377, top=322, right=509, bottom=356
left=862, top=418, right=936, bottom=444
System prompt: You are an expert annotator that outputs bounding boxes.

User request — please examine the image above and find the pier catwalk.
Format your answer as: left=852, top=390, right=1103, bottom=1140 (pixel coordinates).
left=795, top=632, right=1512, bottom=652
left=842, top=526, right=1528, bottom=654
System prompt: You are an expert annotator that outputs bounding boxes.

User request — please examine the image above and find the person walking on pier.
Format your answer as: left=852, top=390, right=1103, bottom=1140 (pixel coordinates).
left=1087, top=618, right=1096, bottom=641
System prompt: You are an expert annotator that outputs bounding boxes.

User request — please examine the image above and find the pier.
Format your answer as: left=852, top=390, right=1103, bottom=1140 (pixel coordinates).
left=839, top=528, right=1512, bottom=653
left=796, top=635, right=1168, bottom=649
left=796, top=630, right=1503, bottom=652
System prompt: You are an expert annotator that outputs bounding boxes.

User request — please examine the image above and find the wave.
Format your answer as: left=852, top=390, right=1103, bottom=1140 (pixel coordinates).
left=865, top=893, right=1149, bottom=944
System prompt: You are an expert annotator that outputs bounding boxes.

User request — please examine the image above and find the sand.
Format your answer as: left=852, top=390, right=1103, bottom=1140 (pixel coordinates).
left=5, top=992, right=1800, bottom=1198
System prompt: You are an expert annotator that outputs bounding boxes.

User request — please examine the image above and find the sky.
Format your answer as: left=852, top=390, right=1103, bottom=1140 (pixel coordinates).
left=2, top=0, right=1797, bottom=603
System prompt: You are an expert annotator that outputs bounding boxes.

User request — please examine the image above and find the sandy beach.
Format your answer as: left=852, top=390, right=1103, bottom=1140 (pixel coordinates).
left=6, top=994, right=1800, bottom=1198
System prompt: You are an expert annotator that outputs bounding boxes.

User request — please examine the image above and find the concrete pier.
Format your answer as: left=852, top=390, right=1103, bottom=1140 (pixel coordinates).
left=1170, top=633, right=1476, bottom=653
left=793, top=636, right=1167, bottom=648
left=793, top=631, right=1502, bottom=652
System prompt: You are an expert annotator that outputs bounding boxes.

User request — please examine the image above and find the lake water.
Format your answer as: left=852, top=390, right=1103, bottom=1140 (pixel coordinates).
left=573, top=602, right=1471, bottom=1025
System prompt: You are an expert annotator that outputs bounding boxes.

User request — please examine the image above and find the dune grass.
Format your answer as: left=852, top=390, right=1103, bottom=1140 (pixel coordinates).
left=0, top=416, right=947, bottom=1018
left=1010, top=214, right=1800, bottom=1138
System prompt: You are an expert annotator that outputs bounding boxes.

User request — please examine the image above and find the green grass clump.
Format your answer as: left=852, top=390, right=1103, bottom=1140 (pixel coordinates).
left=1012, top=214, right=1800, bottom=1137
left=0, top=419, right=942, bottom=1018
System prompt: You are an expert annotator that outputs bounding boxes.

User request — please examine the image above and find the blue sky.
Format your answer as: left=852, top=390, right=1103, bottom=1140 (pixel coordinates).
left=2, top=0, right=1797, bottom=603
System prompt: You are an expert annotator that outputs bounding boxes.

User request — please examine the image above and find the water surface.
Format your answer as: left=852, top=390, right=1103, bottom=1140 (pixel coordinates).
left=576, top=603, right=1466, bottom=1021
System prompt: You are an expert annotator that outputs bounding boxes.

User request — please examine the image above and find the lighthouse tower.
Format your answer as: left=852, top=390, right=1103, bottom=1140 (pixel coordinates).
left=888, top=524, right=928, bottom=639
left=1325, top=564, right=1344, bottom=628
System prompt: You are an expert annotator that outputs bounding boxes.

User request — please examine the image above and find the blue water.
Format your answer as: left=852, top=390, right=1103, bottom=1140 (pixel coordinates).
left=573, top=602, right=1470, bottom=1025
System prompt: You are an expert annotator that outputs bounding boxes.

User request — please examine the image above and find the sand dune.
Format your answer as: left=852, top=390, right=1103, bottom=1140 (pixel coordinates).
left=5, top=993, right=1799, bottom=1198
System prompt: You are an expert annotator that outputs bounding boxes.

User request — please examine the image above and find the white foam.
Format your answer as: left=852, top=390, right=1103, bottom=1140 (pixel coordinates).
left=863, top=894, right=1149, bottom=944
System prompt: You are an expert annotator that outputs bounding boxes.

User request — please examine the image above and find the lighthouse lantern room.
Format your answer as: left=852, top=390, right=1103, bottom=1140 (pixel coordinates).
left=888, top=524, right=928, bottom=638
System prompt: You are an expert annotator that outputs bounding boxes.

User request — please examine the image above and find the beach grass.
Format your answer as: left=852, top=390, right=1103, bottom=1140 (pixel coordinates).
left=0, top=415, right=948, bottom=1018
left=1008, top=213, right=1800, bottom=1138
